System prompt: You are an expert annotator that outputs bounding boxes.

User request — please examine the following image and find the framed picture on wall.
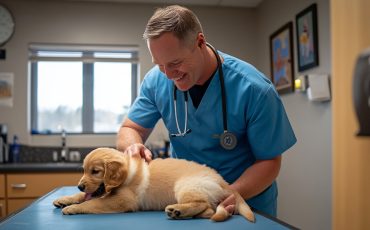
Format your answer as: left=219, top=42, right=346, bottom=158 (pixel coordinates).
left=296, top=3, right=319, bottom=72
left=270, top=22, right=295, bottom=94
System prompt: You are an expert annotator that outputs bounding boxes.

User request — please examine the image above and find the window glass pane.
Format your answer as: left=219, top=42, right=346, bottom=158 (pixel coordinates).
left=94, top=62, right=131, bottom=132
left=37, top=61, right=83, bottom=132
left=30, top=45, right=138, bottom=135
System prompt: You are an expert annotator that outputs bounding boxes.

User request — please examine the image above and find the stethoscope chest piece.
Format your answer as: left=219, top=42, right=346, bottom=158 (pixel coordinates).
left=220, top=131, right=237, bottom=150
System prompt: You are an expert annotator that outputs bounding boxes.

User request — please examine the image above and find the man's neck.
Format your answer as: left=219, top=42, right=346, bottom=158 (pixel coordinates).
left=196, top=45, right=220, bottom=85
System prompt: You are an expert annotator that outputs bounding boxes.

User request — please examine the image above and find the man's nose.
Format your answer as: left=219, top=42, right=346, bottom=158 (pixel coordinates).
left=163, top=66, right=179, bottom=79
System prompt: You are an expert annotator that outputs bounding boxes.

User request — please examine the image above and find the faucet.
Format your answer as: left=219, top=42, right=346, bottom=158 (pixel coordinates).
left=60, top=129, right=68, bottom=162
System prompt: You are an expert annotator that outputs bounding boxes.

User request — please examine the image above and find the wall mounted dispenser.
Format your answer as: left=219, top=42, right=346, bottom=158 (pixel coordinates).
left=353, top=48, right=370, bottom=136
left=307, top=74, right=331, bottom=101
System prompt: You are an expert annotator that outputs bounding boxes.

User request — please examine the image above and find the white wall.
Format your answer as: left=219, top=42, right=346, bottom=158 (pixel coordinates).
left=256, top=0, right=332, bottom=229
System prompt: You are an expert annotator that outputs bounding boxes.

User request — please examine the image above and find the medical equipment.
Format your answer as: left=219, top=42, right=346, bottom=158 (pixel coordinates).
left=171, top=89, right=192, bottom=137
left=170, top=43, right=237, bottom=150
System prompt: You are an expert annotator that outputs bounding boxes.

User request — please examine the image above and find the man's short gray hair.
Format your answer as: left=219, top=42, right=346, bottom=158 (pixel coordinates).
left=143, top=5, right=203, bottom=46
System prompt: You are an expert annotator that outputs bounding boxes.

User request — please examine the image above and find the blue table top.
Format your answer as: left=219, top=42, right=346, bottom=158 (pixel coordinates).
left=0, top=186, right=296, bottom=230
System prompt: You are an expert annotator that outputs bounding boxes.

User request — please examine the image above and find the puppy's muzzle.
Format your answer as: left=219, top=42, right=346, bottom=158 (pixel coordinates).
left=78, top=184, right=85, bottom=192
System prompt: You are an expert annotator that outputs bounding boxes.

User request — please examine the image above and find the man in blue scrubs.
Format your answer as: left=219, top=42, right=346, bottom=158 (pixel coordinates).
left=117, top=5, right=296, bottom=217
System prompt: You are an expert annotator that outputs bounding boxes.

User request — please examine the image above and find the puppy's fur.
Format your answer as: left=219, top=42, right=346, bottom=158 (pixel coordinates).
left=53, top=147, right=255, bottom=222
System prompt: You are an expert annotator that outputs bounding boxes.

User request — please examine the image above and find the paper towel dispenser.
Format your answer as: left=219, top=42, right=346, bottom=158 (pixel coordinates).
left=353, top=48, right=370, bottom=136
left=307, top=74, right=331, bottom=101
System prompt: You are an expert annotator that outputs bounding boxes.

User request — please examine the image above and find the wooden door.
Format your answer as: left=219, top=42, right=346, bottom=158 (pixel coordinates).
left=331, top=0, right=370, bottom=229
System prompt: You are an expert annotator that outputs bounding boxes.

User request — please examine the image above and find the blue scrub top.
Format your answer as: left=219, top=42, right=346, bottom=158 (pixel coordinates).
left=128, top=51, right=297, bottom=216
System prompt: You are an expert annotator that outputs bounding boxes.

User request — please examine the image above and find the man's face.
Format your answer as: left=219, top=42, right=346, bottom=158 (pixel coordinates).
left=147, top=32, right=204, bottom=91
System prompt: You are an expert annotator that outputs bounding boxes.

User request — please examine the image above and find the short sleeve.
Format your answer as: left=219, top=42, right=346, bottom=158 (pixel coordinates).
left=128, top=75, right=161, bottom=129
left=247, top=86, right=297, bottom=159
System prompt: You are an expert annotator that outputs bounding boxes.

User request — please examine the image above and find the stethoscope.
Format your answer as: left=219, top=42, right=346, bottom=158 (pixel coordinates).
left=170, top=43, right=237, bottom=150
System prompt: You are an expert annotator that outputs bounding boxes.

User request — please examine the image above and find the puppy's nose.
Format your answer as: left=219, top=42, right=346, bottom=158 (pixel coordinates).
left=78, top=184, right=85, bottom=192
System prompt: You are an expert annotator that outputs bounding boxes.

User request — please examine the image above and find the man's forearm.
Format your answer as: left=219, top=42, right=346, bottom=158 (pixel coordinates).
left=116, top=126, right=145, bottom=152
left=116, top=118, right=153, bottom=152
left=230, top=155, right=282, bottom=200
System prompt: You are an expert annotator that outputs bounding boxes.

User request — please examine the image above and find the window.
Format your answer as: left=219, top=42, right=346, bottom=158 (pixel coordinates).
left=29, top=44, right=139, bottom=134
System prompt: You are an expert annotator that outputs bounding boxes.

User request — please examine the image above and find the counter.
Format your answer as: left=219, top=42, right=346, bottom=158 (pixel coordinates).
left=0, top=165, right=83, bottom=218
left=0, top=186, right=298, bottom=230
left=0, top=162, right=83, bottom=173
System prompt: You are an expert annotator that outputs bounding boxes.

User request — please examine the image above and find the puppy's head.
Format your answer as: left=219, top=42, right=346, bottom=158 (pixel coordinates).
left=78, top=148, right=127, bottom=200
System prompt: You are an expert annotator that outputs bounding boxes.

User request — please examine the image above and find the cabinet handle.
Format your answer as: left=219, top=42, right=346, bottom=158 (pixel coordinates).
left=11, top=183, right=27, bottom=189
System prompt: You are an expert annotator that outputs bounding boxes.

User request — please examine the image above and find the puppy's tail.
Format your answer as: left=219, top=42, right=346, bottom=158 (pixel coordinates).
left=235, top=192, right=255, bottom=222
left=210, top=191, right=255, bottom=223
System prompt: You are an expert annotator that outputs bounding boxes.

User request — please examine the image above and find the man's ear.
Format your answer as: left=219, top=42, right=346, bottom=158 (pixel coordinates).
left=196, top=32, right=206, bottom=48
left=104, top=160, right=127, bottom=193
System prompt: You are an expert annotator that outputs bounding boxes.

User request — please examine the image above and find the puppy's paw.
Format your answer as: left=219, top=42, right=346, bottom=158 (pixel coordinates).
left=165, top=204, right=191, bottom=219
left=165, top=206, right=182, bottom=219
left=53, top=196, right=75, bottom=208
left=61, top=204, right=81, bottom=215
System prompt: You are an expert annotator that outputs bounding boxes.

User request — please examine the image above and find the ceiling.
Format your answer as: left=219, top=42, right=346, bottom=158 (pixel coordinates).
left=65, top=0, right=264, bottom=8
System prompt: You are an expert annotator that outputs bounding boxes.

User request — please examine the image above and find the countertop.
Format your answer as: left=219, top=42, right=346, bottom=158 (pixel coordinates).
left=0, top=162, right=83, bottom=173
left=0, top=186, right=298, bottom=230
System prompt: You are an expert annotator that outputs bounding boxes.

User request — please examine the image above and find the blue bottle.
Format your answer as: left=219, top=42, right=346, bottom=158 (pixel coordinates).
left=11, top=135, right=20, bottom=163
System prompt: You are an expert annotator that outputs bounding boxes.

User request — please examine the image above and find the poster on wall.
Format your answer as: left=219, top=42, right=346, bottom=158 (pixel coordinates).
left=269, top=22, right=295, bottom=94
left=296, top=3, right=319, bottom=71
left=0, top=72, right=14, bottom=107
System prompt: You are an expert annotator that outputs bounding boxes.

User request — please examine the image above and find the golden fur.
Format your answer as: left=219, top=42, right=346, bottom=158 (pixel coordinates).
left=53, top=147, right=255, bottom=222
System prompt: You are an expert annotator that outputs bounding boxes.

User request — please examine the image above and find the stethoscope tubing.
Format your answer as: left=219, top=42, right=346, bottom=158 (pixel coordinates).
left=207, top=43, right=228, bottom=132
left=172, top=43, right=228, bottom=133
left=172, top=88, right=190, bottom=137
left=171, top=43, right=237, bottom=150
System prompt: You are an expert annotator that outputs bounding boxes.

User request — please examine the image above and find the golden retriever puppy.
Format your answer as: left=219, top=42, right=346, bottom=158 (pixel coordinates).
left=53, top=147, right=255, bottom=222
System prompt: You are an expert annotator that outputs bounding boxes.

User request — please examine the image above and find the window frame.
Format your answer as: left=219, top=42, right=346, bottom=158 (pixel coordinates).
left=29, top=43, right=139, bottom=134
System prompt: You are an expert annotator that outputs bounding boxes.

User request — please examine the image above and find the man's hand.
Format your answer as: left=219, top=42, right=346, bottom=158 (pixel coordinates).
left=220, top=193, right=237, bottom=215
left=125, top=143, right=153, bottom=162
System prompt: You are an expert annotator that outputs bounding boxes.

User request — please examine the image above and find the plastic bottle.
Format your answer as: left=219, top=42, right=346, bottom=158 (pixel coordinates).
left=11, top=135, right=20, bottom=163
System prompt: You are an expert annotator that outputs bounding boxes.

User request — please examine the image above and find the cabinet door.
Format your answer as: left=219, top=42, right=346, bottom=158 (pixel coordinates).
left=0, top=174, right=5, bottom=198
left=7, top=173, right=82, bottom=198
left=0, top=199, right=6, bottom=218
left=7, top=199, right=34, bottom=215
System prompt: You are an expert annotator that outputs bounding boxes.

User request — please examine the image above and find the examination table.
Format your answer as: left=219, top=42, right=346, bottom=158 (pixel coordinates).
left=0, top=186, right=298, bottom=230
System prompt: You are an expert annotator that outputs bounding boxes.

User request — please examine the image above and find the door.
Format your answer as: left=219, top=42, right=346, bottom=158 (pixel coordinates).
left=331, top=0, right=370, bottom=229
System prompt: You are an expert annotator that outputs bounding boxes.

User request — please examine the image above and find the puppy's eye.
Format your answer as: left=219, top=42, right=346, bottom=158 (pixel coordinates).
left=91, top=169, right=100, bottom=174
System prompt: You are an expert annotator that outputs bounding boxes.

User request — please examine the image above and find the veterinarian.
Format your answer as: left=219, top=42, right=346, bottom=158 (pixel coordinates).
left=116, top=5, right=296, bottom=217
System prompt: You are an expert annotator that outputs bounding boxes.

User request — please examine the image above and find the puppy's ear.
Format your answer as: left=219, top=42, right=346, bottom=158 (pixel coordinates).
left=104, top=160, right=127, bottom=193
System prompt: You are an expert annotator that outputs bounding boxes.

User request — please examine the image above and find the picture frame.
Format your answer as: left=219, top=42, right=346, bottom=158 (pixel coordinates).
left=270, top=22, right=295, bottom=94
left=296, top=3, right=319, bottom=72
